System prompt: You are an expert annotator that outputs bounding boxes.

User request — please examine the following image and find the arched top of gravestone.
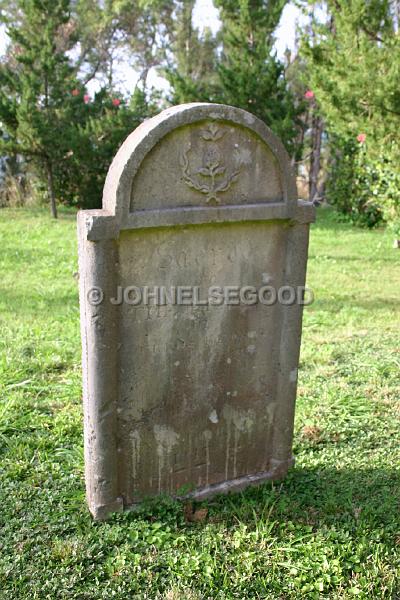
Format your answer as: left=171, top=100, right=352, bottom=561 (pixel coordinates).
left=102, top=103, right=298, bottom=229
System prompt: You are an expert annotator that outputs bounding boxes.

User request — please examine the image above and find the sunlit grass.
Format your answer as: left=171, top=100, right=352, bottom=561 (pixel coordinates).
left=0, top=207, right=399, bottom=598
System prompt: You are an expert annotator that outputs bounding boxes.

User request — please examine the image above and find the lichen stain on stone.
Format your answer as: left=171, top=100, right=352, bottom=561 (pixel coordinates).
left=203, top=429, right=212, bottom=484
left=130, top=429, right=141, bottom=485
left=222, top=405, right=255, bottom=479
left=239, top=147, right=253, bottom=165
left=208, top=409, right=218, bottom=424
left=153, top=424, right=180, bottom=492
left=266, top=402, right=277, bottom=425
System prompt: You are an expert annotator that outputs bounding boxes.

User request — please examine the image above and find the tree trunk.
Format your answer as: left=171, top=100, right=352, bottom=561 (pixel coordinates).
left=46, top=158, right=57, bottom=219
left=307, top=6, right=325, bottom=204
left=309, top=112, right=323, bottom=203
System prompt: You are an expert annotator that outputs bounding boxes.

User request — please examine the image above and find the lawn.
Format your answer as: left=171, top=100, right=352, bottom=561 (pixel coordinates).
left=0, top=207, right=399, bottom=599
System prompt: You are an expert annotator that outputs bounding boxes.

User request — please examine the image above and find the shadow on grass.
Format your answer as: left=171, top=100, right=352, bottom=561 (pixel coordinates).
left=0, top=245, right=73, bottom=265
left=308, top=253, right=396, bottom=264
left=309, top=297, right=399, bottom=311
left=0, top=206, right=78, bottom=220
left=113, top=466, right=399, bottom=540
left=311, top=207, right=386, bottom=233
left=0, top=288, right=79, bottom=316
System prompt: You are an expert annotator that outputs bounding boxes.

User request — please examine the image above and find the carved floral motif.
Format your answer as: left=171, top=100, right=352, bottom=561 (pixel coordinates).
left=180, top=122, right=241, bottom=204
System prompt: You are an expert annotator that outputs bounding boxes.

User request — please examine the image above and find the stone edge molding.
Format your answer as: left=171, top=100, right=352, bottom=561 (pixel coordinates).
left=79, top=103, right=315, bottom=241
left=77, top=103, right=315, bottom=520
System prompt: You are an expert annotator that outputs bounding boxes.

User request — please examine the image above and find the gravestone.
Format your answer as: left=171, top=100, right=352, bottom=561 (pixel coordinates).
left=78, top=103, right=315, bottom=520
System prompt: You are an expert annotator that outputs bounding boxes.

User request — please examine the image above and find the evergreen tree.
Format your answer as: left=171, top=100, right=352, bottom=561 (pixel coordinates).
left=0, top=0, right=157, bottom=213
left=72, top=0, right=118, bottom=87
left=164, top=0, right=220, bottom=103
left=0, top=0, right=79, bottom=217
left=300, top=0, right=400, bottom=227
left=109, top=0, right=175, bottom=95
left=215, top=0, right=300, bottom=154
left=301, top=0, right=400, bottom=147
left=60, top=87, right=155, bottom=209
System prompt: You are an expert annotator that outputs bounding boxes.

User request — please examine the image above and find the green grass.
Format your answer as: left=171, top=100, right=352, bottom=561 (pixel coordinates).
left=0, top=207, right=399, bottom=599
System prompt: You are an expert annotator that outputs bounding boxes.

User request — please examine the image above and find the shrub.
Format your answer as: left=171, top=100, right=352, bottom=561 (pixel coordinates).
left=327, top=137, right=384, bottom=229
left=371, top=142, right=400, bottom=238
left=326, top=137, right=400, bottom=236
left=54, top=87, right=154, bottom=210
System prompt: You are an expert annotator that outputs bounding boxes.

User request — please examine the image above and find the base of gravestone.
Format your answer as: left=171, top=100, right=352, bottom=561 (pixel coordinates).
left=183, top=456, right=295, bottom=501
left=116, top=456, right=295, bottom=517
left=89, top=497, right=124, bottom=521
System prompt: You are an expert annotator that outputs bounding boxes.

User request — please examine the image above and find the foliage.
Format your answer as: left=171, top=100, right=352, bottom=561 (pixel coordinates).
left=1, top=0, right=399, bottom=223
left=301, top=0, right=400, bottom=225
left=111, top=0, right=175, bottom=93
left=56, top=87, right=153, bottom=209
left=302, top=0, right=400, bottom=144
left=71, top=0, right=118, bottom=86
left=164, top=0, right=302, bottom=157
left=371, top=142, right=400, bottom=237
left=164, top=1, right=221, bottom=103
left=327, top=138, right=400, bottom=233
left=327, top=138, right=384, bottom=228
left=215, top=0, right=301, bottom=155
left=0, top=208, right=399, bottom=598
left=0, top=0, right=79, bottom=216
left=0, top=0, right=157, bottom=212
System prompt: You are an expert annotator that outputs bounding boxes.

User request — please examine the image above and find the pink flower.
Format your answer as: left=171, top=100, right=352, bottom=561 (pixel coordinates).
left=304, top=90, right=315, bottom=100
left=112, top=98, right=121, bottom=107
left=83, top=94, right=90, bottom=104
left=71, top=88, right=79, bottom=97
left=357, top=133, right=366, bottom=143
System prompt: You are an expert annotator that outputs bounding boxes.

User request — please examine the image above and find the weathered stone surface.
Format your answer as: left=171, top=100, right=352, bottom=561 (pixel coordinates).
left=78, top=103, right=315, bottom=519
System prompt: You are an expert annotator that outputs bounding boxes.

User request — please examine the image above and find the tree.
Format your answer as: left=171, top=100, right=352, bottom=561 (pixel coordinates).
left=0, top=0, right=158, bottom=214
left=58, top=87, right=154, bottom=209
left=72, top=0, right=119, bottom=87
left=105, top=0, right=174, bottom=97
left=0, top=0, right=79, bottom=217
left=300, top=0, right=400, bottom=227
left=301, top=0, right=400, bottom=147
left=215, top=0, right=300, bottom=154
left=163, top=0, right=221, bottom=103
